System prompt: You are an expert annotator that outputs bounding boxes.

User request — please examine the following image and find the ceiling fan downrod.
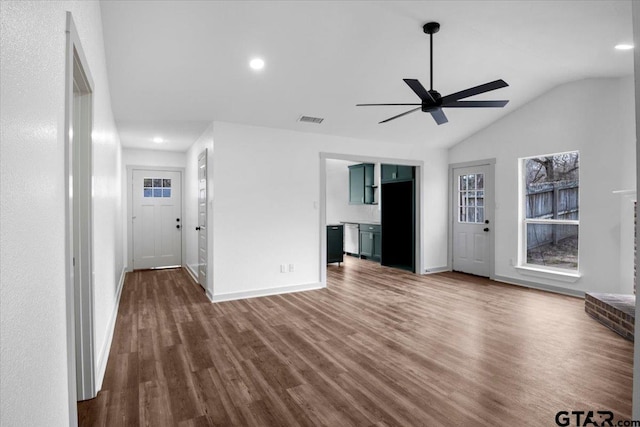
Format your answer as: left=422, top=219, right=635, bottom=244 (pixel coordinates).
left=423, top=22, right=440, bottom=91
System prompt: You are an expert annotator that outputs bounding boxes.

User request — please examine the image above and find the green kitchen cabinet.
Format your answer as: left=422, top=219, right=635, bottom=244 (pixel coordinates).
left=381, top=164, right=414, bottom=183
left=349, top=163, right=375, bottom=204
left=359, top=224, right=381, bottom=262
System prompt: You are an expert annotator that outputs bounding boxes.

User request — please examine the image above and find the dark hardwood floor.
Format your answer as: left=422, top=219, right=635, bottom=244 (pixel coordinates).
left=78, top=257, right=633, bottom=426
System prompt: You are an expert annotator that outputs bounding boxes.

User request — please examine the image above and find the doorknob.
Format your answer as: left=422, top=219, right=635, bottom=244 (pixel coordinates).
left=483, top=227, right=489, bottom=232
left=195, top=226, right=201, bottom=231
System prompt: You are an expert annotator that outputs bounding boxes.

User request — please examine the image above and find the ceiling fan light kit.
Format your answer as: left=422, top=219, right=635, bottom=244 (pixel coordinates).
left=357, top=22, right=509, bottom=125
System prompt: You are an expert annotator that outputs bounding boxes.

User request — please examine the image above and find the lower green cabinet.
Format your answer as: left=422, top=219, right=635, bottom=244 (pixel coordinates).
left=359, top=224, right=381, bottom=262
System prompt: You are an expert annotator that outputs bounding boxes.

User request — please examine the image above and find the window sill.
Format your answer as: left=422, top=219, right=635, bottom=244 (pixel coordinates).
left=515, top=265, right=581, bottom=283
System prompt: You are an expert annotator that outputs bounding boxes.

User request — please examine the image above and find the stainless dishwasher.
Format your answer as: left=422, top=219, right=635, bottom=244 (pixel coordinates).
left=343, top=223, right=360, bottom=256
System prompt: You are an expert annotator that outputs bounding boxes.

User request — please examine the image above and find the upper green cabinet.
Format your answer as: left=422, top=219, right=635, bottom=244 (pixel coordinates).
left=349, top=163, right=375, bottom=205
left=381, top=164, right=414, bottom=183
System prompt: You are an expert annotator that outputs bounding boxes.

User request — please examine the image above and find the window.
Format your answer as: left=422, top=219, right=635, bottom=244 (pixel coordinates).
left=458, top=173, right=485, bottom=223
left=143, top=177, right=171, bottom=198
left=520, top=152, right=579, bottom=272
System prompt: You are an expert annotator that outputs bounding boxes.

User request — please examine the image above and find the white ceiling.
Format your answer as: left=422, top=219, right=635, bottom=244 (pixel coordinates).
left=100, top=0, right=634, bottom=152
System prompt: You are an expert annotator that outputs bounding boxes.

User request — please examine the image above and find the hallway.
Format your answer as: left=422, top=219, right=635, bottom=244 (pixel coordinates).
left=78, top=258, right=632, bottom=426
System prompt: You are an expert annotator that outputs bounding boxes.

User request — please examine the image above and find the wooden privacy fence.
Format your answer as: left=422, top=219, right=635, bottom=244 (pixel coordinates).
left=526, top=180, right=578, bottom=249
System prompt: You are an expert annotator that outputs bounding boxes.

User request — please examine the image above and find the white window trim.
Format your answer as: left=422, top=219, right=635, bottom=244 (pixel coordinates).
left=515, top=264, right=581, bottom=282
left=517, top=152, right=580, bottom=280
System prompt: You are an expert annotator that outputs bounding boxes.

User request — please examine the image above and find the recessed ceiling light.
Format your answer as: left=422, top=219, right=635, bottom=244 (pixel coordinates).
left=152, top=137, right=164, bottom=144
left=249, top=58, right=265, bottom=70
left=615, top=44, right=634, bottom=50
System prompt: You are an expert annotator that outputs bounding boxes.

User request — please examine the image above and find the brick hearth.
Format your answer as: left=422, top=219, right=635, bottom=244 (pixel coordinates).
left=584, top=293, right=634, bottom=341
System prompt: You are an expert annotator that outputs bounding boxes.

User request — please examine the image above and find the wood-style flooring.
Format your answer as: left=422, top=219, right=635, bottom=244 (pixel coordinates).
left=78, top=257, right=633, bottom=426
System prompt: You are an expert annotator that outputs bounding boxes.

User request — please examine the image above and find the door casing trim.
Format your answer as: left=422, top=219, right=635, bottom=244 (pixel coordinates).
left=65, top=11, right=96, bottom=425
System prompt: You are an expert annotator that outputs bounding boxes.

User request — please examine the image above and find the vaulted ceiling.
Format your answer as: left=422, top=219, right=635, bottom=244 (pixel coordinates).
left=100, top=0, right=634, bottom=152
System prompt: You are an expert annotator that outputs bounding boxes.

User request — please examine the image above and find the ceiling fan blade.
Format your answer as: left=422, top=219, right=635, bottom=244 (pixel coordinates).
left=356, top=103, right=421, bottom=106
left=403, top=79, right=435, bottom=103
left=430, top=108, right=448, bottom=125
left=441, top=79, right=509, bottom=103
left=379, top=107, right=421, bottom=124
left=442, top=100, right=509, bottom=108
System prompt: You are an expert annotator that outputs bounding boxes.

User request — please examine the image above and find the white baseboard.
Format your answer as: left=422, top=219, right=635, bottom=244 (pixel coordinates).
left=493, top=274, right=584, bottom=298
left=424, top=266, right=449, bottom=274
left=211, top=282, right=325, bottom=303
left=95, top=267, right=126, bottom=391
left=185, top=264, right=198, bottom=283
left=184, top=263, right=211, bottom=300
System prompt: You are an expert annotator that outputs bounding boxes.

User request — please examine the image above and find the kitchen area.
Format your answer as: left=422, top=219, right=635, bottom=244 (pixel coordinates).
left=326, top=159, right=415, bottom=272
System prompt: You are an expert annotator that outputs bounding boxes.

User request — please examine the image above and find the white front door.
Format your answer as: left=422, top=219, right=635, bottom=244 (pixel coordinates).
left=197, top=150, right=207, bottom=288
left=132, top=170, right=182, bottom=269
left=452, top=165, right=493, bottom=277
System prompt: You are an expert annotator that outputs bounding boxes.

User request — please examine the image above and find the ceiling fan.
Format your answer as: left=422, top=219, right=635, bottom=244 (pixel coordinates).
left=357, top=22, right=509, bottom=125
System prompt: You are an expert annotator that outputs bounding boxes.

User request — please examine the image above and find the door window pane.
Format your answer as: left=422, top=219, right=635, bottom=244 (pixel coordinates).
left=458, top=173, right=485, bottom=223
left=143, top=177, right=174, bottom=198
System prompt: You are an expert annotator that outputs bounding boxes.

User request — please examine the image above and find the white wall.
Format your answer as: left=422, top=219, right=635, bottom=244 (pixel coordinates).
left=184, top=124, right=215, bottom=297
left=122, top=147, right=187, bottom=168
left=326, top=159, right=380, bottom=225
left=121, top=148, right=186, bottom=269
left=1, top=2, right=123, bottom=426
left=207, top=121, right=448, bottom=300
left=449, top=77, right=636, bottom=295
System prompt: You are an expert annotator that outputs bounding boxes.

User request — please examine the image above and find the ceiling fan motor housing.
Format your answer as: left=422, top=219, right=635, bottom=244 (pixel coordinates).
left=422, top=90, right=442, bottom=111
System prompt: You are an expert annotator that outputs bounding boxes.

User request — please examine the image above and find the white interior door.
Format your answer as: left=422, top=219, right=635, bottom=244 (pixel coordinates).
left=452, top=165, right=493, bottom=277
left=132, top=170, right=182, bottom=269
left=197, top=150, right=207, bottom=287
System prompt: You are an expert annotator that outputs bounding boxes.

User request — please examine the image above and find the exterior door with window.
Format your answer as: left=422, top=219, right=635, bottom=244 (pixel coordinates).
left=452, top=165, right=493, bottom=277
left=132, top=170, right=182, bottom=269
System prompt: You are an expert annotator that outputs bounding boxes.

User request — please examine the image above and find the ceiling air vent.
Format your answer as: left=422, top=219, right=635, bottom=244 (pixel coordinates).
left=298, top=115, right=324, bottom=124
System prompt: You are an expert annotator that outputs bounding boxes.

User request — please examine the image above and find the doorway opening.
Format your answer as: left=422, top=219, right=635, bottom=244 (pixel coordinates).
left=319, top=153, right=423, bottom=286
left=65, top=12, right=96, bottom=414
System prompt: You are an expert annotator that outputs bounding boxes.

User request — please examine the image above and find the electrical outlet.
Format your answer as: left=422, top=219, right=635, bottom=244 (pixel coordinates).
left=280, top=264, right=286, bottom=273
left=289, top=264, right=294, bottom=272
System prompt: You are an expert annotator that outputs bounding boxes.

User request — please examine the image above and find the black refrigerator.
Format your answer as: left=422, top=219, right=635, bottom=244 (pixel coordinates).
left=381, top=180, right=415, bottom=272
